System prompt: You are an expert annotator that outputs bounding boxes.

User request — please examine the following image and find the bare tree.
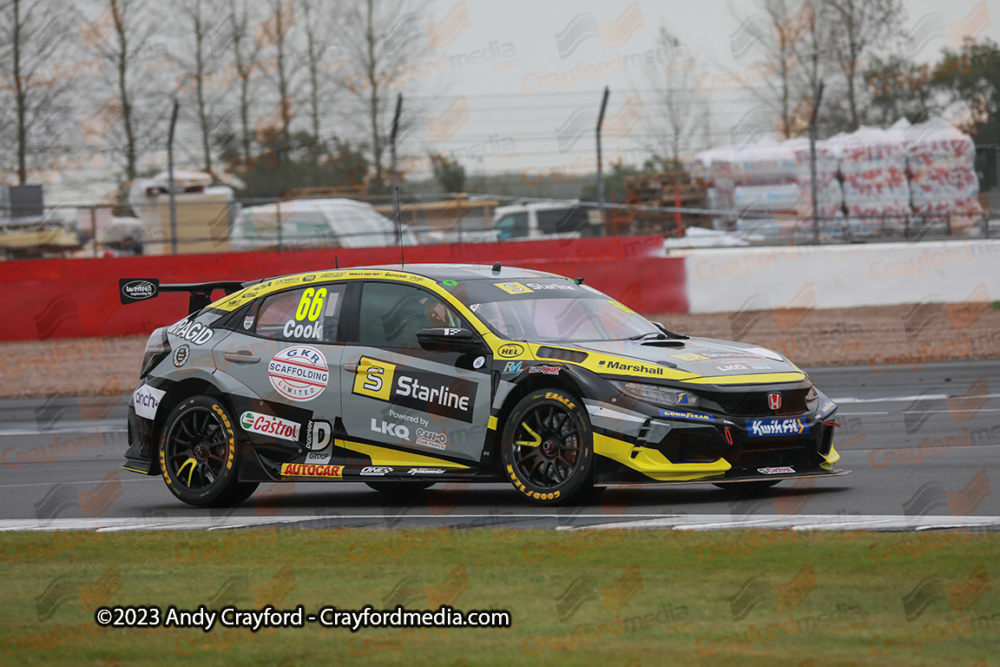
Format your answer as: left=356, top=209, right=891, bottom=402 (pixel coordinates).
left=226, top=0, right=260, bottom=162
left=643, top=27, right=707, bottom=163
left=332, top=0, right=433, bottom=181
left=822, top=0, right=905, bottom=130
left=0, top=0, right=77, bottom=183
left=85, top=0, right=164, bottom=181
left=177, top=0, right=216, bottom=172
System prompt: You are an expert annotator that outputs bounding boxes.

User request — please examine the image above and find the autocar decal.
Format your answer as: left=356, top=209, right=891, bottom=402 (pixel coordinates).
left=267, top=345, right=329, bottom=402
left=280, top=463, right=343, bottom=478
left=351, top=356, right=477, bottom=422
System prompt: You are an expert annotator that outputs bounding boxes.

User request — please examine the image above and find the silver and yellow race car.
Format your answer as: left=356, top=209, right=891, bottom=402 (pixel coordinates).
left=119, top=264, right=847, bottom=507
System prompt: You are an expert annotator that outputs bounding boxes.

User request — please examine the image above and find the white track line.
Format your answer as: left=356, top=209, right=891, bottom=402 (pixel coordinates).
left=0, top=514, right=997, bottom=532
left=567, top=514, right=1000, bottom=532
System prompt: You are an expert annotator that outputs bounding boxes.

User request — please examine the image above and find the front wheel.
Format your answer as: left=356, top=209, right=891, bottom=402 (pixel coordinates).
left=501, top=389, right=594, bottom=505
left=158, top=395, right=258, bottom=507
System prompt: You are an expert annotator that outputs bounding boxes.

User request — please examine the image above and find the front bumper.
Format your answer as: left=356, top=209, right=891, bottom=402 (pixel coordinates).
left=593, top=406, right=846, bottom=485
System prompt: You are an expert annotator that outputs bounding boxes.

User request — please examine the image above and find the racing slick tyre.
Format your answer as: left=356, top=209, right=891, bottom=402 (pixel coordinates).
left=158, top=396, right=259, bottom=507
left=364, top=482, right=435, bottom=494
left=501, top=388, right=594, bottom=505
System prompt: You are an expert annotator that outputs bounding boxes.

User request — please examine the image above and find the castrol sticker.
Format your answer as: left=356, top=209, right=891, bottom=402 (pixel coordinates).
left=240, top=411, right=300, bottom=442
left=267, top=346, right=329, bottom=402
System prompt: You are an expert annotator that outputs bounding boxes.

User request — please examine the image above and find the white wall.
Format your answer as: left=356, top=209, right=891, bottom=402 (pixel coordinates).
left=680, top=240, right=1000, bottom=313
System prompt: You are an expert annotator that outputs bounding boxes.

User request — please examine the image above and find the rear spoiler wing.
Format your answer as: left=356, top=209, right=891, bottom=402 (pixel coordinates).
left=119, top=278, right=256, bottom=314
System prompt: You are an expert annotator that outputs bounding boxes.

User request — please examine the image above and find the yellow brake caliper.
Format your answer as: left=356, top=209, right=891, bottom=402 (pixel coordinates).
left=516, top=423, right=542, bottom=447
left=177, top=458, right=198, bottom=486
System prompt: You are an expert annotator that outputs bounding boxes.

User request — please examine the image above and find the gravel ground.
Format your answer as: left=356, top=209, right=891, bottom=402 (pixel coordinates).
left=1, top=303, right=997, bottom=398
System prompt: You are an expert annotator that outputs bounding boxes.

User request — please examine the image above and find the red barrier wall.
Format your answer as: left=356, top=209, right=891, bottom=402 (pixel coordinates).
left=1, top=237, right=687, bottom=341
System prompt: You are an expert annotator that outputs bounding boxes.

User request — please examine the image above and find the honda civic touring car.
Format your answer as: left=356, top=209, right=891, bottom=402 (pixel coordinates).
left=119, top=264, right=848, bottom=507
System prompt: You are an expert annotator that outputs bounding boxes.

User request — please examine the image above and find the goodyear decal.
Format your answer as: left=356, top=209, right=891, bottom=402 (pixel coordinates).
left=746, top=418, right=809, bottom=437
left=281, top=463, right=343, bottom=478
left=352, top=356, right=477, bottom=422
left=658, top=409, right=716, bottom=423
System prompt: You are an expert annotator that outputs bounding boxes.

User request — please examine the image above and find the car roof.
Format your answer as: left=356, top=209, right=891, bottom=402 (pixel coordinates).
left=364, top=263, right=560, bottom=281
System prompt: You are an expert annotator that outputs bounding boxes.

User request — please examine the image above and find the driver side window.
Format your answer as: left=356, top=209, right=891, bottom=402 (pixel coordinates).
left=358, top=282, right=462, bottom=349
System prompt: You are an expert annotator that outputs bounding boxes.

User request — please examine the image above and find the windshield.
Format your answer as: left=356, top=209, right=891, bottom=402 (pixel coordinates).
left=438, top=277, right=660, bottom=342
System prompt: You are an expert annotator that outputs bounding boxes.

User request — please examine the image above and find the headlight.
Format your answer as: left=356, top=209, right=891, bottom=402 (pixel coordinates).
left=805, top=386, right=818, bottom=403
left=613, top=381, right=700, bottom=408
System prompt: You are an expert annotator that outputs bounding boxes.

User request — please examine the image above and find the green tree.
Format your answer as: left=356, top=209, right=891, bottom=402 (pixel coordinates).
left=431, top=154, right=466, bottom=193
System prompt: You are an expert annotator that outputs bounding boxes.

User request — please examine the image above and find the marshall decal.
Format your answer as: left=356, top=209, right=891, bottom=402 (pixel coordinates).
left=352, top=356, right=477, bottom=422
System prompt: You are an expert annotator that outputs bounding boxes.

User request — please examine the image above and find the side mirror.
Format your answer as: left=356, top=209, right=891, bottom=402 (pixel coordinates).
left=416, top=327, right=482, bottom=353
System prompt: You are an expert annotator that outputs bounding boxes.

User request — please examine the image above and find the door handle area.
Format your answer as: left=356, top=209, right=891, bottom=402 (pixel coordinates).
left=224, top=350, right=261, bottom=363
left=343, top=363, right=358, bottom=372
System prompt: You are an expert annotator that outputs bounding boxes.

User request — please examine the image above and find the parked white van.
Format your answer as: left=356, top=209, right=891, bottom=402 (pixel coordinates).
left=231, top=198, right=416, bottom=250
left=491, top=201, right=603, bottom=241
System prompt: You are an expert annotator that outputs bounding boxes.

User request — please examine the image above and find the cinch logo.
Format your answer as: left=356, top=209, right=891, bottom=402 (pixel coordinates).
left=280, top=463, right=342, bottom=478
left=747, top=418, right=809, bottom=437
left=604, top=360, right=664, bottom=375
left=240, top=411, right=300, bottom=442
left=352, top=356, right=477, bottom=422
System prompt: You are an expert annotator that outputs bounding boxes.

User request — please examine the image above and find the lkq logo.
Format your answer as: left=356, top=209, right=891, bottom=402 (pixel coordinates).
left=370, top=419, right=410, bottom=441
left=768, top=393, right=782, bottom=411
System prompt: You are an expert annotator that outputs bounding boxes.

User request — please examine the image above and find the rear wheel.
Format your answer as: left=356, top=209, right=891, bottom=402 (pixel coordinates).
left=501, top=389, right=594, bottom=505
left=158, top=395, right=258, bottom=507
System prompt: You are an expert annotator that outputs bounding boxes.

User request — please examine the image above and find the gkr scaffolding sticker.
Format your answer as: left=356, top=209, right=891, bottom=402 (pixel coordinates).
left=267, top=346, right=329, bottom=402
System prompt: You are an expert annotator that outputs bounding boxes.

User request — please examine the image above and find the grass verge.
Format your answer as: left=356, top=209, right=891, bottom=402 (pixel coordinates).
left=0, top=528, right=997, bottom=665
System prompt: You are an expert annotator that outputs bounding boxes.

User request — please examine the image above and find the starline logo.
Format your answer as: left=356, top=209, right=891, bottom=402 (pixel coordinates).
left=240, top=412, right=299, bottom=442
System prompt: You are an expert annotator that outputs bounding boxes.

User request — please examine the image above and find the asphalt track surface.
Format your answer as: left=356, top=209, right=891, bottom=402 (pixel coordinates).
left=1, top=360, right=998, bottom=532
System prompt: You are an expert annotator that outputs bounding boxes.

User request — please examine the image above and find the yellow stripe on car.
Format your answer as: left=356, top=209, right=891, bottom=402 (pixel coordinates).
left=593, top=433, right=731, bottom=481
left=337, top=440, right=470, bottom=468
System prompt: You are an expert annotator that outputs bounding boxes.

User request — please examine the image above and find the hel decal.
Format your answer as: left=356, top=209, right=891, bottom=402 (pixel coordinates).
left=497, top=343, right=525, bottom=358
left=267, top=346, right=329, bottom=402
left=671, top=352, right=707, bottom=361
left=280, top=463, right=343, bottom=478
left=352, top=356, right=477, bottom=422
